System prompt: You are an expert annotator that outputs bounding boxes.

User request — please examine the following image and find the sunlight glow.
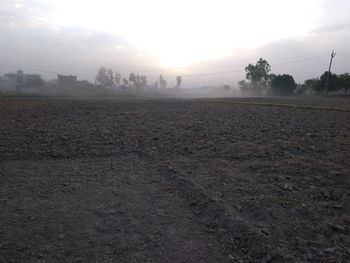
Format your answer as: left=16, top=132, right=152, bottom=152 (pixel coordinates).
left=43, top=0, right=325, bottom=68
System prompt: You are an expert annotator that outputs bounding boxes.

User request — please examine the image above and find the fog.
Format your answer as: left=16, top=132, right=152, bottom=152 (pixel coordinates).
left=1, top=0, right=350, bottom=93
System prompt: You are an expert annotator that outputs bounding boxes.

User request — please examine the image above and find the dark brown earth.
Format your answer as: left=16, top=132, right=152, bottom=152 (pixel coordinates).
left=0, top=96, right=349, bottom=262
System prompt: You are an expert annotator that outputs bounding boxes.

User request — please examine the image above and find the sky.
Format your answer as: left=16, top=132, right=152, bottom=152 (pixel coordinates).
left=0, top=0, right=350, bottom=87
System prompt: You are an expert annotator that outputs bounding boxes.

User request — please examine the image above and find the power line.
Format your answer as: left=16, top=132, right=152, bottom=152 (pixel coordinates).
left=334, top=49, right=350, bottom=56
left=0, top=52, right=329, bottom=74
left=164, top=55, right=329, bottom=78
left=0, top=54, right=332, bottom=79
left=0, top=61, right=96, bottom=72
left=162, top=68, right=244, bottom=78
left=148, top=52, right=330, bottom=71
left=0, top=63, right=94, bottom=78
left=0, top=60, right=163, bottom=74
left=271, top=55, right=329, bottom=68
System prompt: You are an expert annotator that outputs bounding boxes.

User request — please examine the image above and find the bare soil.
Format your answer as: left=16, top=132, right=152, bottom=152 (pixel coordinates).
left=0, top=97, right=349, bottom=262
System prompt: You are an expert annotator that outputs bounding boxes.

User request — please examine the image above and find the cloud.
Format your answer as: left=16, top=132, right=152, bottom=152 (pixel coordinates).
left=0, top=7, right=29, bottom=26
left=310, top=23, right=350, bottom=35
left=0, top=0, right=47, bottom=27
left=0, top=24, right=161, bottom=81
left=0, top=1, right=164, bottom=81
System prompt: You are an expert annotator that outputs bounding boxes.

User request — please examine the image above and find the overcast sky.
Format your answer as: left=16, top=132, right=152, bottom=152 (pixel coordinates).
left=0, top=0, right=349, bottom=87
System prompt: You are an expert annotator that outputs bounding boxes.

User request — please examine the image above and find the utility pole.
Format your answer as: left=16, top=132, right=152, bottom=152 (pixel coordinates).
left=324, top=50, right=336, bottom=94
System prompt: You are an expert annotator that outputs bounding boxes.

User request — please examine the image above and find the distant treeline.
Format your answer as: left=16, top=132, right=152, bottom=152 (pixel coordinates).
left=95, top=67, right=182, bottom=91
left=238, top=58, right=350, bottom=96
left=1, top=61, right=349, bottom=97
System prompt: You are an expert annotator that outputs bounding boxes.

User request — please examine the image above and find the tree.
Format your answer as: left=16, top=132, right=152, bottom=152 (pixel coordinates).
left=296, top=78, right=319, bottom=96
left=107, top=69, right=114, bottom=83
left=96, top=67, right=107, bottom=85
left=175, top=76, right=182, bottom=89
left=313, top=71, right=339, bottom=93
left=96, top=67, right=114, bottom=88
left=294, top=84, right=306, bottom=96
left=129, top=73, right=147, bottom=89
left=338, top=73, right=350, bottom=94
left=245, top=58, right=271, bottom=83
left=140, top=75, right=147, bottom=86
left=129, top=73, right=136, bottom=87
left=238, top=79, right=250, bottom=93
left=16, top=70, right=25, bottom=85
left=114, top=72, right=121, bottom=85
left=304, top=78, right=319, bottom=89
left=159, top=75, right=167, bottom=89
left=270, top=74, right=297, bottom=96
left=244, top=58, right=271, bottom=94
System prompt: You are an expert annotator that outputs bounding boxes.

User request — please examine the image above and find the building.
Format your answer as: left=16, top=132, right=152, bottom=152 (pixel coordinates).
left=57, top=74, right=77, bottom=88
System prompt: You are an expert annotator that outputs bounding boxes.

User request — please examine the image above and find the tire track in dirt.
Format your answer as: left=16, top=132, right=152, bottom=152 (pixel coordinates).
left=158, top=164, right=278, bottom=262
left=0, top=156, right=235, bottom=263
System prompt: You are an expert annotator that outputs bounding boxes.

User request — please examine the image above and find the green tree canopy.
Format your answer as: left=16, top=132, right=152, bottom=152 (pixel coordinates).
left=313, top=71, right=339, bottom=93
left=240, top=58, right=271, bottom=95
left=245, top=58, right=271, bottom=83
left=270, top=74, right=297, bottom=96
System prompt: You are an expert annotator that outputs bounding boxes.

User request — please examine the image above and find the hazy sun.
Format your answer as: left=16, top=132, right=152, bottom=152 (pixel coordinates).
left=49, top=0, right=324, bottom=68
